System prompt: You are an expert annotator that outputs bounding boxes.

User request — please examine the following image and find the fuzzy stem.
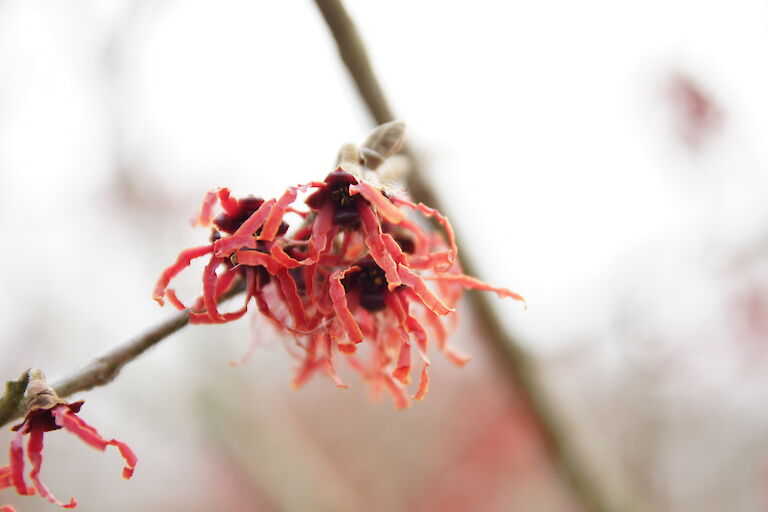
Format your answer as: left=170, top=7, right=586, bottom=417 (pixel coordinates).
left=313, top=1, right=624, bottom=511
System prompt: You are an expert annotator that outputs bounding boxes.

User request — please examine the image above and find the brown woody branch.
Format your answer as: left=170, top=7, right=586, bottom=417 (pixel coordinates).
left=313, top=1, right=622, bottom=511
left=0, top=283, right=244, bottom=429
left=0, top=310, right=189, bottom=428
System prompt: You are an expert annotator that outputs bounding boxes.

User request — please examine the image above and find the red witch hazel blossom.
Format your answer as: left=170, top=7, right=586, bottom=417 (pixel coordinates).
left=153, top=122, right=525, bottom=409
left=0, top=370, right=137, bottom=509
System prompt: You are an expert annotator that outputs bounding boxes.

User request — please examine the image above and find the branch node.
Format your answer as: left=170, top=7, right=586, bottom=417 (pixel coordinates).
left=0, top=369, right=31, bottom=427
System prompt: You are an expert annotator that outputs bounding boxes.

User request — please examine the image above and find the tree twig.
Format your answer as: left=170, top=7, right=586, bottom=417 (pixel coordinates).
left=0, top=283, right=245, bottom=429
left=312, top=2, right=622, bottom=511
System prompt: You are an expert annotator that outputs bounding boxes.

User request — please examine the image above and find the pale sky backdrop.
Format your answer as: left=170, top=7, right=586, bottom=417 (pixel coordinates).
left=1, top=1, right=768, bottom=511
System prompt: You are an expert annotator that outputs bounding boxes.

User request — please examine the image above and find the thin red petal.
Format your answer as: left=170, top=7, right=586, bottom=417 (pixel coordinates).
left=397, top=264, right=453, bottom=316
left=413, top=363, right=430, bottom=401
left=189, top=307, right=249, bottom=324
left=233, top=250, right=283, bottom=274
left=259, top=185, right=309, bottom=241
left=194, top=188, right=221, bottom=227
left=307, top=203, right=334, bottom=261
left=214, top=198, right=275, bottom=257
left=396, top=217, right=431, bottom=257
left=292, top=359, right=324, bottom=389
left=27, top=428, right=76, bottom=508
left=269, top=244, right=302, bottom=268
left=406, top=315, right=430, bottom=364
left=422, top=309, right=448, bottom=350
left=444, top=346, right=471, bottom=367
left=217, top=187, right=241, bottom=217
left=392, top=196, right=457, bottom=272
left=153, top=245, right=214, bottom=305
left=106, top=439, right=138, bottom=480
left=9, top=428, right=31, bottom=496
left=202, top=256, right=224, bottom=322
left=164, top=289, right=188, bottom=310
left=349, top=181, right=404, bottom=224
left=304, top=263, right=318, bottom=307
left=275, top=269, right=307, bottom=328
left=51, top=407, right=107, bottom=451
left=329, top=267, right=363, bottom=343
left=393, top=342, right=412, bottom=385
left=424, top=274, right=526, bottom=306
left=0, top=505, right=18, bottom=512
left=0, top=465, right=12, bottom=489
left=253, top=287, right=290, bottom=333
left=383, top=292, right=407, bottom=325
left=380, top=234, right=408, bottom=266
left=52, top=407, right=137, bottom=482
left=382, top=374, right=410, bottom=410
left=324, top=336, right=348, bottom=389
left=214, top=266, right=241, bottom=299
left=358, top=204, right=401, bottom=290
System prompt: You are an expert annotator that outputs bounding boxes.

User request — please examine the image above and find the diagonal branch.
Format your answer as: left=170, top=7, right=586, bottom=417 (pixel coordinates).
left=312, top=1, right=623, bottom=511
left=0, top=283, right=245, bottom=429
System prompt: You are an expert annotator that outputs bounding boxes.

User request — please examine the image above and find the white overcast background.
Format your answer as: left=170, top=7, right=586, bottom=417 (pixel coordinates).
left=2, top=1, right=768, bottom=511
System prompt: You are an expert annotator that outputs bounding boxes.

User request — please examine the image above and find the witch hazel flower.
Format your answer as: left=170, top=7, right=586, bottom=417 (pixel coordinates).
left=153, top=122, right=524, bottom=409
left=0, top=370, right=136, bottom=509
left=153, top=189, right=298, bottom=327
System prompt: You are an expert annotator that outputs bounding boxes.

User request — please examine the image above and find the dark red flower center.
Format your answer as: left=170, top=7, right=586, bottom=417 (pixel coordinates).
left=212, top=196, right=288, bottom=241
left=305, top=170, right=364, bottom=228
left=343, top=258, right=389, bottom=312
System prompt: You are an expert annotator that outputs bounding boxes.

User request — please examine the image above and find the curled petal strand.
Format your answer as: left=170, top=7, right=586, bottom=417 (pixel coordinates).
left=153, top=245, right=214, bottom=305
left=392, top=196, right=457, bottom=271
left=189, top=307, right=248, bottom=324
left=9, top=429, right=31, bottom=496
left=217, top=188, right=241, bottom=217
left=406, top=315, right=430, bottom=364
left=382, top=374, right=410, bottom=410
left=444, top=346, right=470, bottom=367
left=358, top=204, right=401, bottom=290
left=233, top=250, right=283, bottom=274
left=324, top=336, right=348, bottom=388
left=164, top=289, right=188, bottom=310
left=0, top=465, right=12, bottom=489
left=214, top=198, right=275, bottom=257
left=51, top=406, right=137, bottom=481
left=393, top=342, right=411, bottom=385
left=194, top=188, right=220, bottom=226
left=383, top=292, right=407, bottom=325
left=202, top=256, right=224, bottom=322
left=259, top=185, right=309, bottom=241
left=269, top=245, right=302, bottom=269
left=308, top=204, right=334, bottom=261
left=413, top=364, right=430, bottom=401
left=424, top=274, right=526, bottom=307
left=329, top=268, right=363, bottom=343
left=27, top=428, right=76, bottom=508
left=397, top=264, right=453, bottom=316
left=349, top=181, right=404, bottom=224
left=275, top=270, right=307, bottom=328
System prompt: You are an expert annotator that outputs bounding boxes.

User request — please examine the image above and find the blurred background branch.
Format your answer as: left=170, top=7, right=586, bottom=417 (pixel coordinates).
left=313, top=1, right=626, bottom=511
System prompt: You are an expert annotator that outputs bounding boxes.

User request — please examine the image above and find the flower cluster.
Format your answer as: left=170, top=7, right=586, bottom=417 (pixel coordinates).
left=0, top=370, right=136, bottom=509
left=154, top=125, right=524, bottom=409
